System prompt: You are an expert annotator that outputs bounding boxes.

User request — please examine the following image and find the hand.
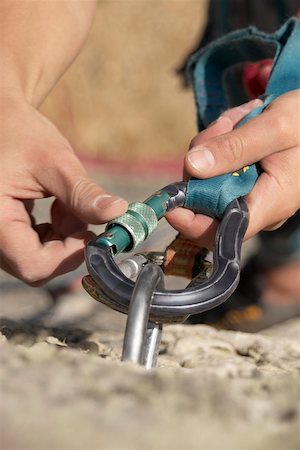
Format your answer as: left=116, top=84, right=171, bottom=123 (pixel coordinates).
left=167, top=91, right=300, bottom=248
left=0, top=1, right=128, bottom=285
left=0, top=98, right=128, bottom=285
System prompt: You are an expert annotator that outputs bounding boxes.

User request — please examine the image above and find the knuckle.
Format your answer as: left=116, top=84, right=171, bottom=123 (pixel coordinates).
left=268, top=112, right=291, bottom=142
left=18, top=264, right=48, bottom=286
left=26, top=279, right=45, bottom=288
left=222, top=133, right=245, bottom=164
left=20, top=270, right=43, bottom=286
left=266, top=172, right=298, bottom=219
left=189, top=135, right=201, bottom=149
left=0, top=247, right=46, bottom=286
left=282, top=203, right=298, bottom=220
left=70, top=177, right=92, bottom=210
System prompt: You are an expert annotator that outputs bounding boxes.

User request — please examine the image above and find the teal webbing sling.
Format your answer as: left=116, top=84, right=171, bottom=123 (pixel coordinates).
left=184, top=18, right=300, bottom=218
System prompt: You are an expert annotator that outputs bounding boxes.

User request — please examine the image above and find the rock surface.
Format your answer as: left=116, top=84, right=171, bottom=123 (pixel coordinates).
left=1, top=287, right=299, bottom=450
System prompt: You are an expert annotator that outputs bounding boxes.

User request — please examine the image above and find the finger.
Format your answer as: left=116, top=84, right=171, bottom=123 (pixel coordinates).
left=244, top=174, right=291, bottom=238
left=244, top=148, right=300, bottom=238
left=185, top=114, right=233, bottom=180
left=1, top=223, right=94, bottom=285
left=51, top=199, right=87, bottom=236
left=23, top=199, right=36, bottom=226
left=172, top=100, right=265, bottom=242
left=0, top=197, right=94, bottom=285
left=188, top=99, right=263, bottom=150
left=37, top=151, right=128, bottom=224
left=185, top=92, right=299, bottom=179
left=189, top=116, right=233, bottom=150
left=263, top=219, right=287, bottom=231
left=184, top=99, right=262, bottom=180
left=169, top=146, right=299, bottom=245
left=166, top=208, right=218, bottom=249
left=220, top=98, right=263, bottom=125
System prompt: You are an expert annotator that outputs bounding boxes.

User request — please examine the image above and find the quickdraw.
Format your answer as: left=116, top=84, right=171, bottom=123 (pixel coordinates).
left=83, top=185, right=248, bottom=367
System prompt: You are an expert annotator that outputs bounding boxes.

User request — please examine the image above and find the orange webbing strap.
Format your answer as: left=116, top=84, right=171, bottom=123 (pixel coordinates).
left=163, top=234, right=204, bottom=279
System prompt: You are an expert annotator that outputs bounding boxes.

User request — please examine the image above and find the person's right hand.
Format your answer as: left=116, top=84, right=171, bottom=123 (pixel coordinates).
left=0, top=97, right=128, bottom=285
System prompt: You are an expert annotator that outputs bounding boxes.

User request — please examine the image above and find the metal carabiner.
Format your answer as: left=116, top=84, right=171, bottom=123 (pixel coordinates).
left=83, top=181, right=249, bottom=324
left=121, top=263, right=164, bottom=369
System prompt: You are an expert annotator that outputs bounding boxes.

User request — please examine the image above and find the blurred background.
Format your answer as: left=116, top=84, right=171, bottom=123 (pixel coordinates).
left=41, top=0, right=208, bottom=178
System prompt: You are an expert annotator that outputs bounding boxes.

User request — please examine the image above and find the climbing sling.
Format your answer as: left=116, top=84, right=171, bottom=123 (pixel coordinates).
left=185, top=17, right=300, bottom=217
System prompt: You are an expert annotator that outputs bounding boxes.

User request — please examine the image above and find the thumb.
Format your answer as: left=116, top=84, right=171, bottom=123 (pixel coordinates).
left=63, top=175, right=128, bottom=224
left=185, top=93, right=296, bottom=179
left=40, top=151, right=128, bottom=224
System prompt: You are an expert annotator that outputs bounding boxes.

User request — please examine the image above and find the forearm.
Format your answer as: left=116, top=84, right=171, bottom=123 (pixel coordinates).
left=0, top=0, right=97, bottom=107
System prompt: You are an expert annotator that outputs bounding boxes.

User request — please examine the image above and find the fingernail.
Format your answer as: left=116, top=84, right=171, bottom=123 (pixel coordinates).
left=187, top=146, right=215, bottom=171
left=96, top=195, right=122, bottom=209
left=208, top=115, right=231, bottom=128
left=238, top=98, right=262, bottom=113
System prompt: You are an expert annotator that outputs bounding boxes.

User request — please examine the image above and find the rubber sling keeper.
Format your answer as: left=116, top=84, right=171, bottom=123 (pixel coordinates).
left=184, top=18, right=300, bottom=219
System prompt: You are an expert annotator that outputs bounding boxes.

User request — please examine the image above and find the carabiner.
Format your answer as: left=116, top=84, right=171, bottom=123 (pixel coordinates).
left=83, top=181, right=249, bottom=324
left=121, top=263, right=164, bottom=369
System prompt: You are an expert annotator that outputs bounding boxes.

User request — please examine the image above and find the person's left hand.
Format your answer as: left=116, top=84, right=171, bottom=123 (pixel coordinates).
left=167, top=91, right=300, bottom=248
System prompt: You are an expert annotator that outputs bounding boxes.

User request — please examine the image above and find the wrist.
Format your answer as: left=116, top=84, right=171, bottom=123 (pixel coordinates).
left=0, top=0, right=98, bottom=107
left=0, top=65, right=37, bottom=107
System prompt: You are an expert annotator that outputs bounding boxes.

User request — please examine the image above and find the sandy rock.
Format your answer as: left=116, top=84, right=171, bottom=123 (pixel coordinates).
left=1, top=317, right=299, bottom=450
